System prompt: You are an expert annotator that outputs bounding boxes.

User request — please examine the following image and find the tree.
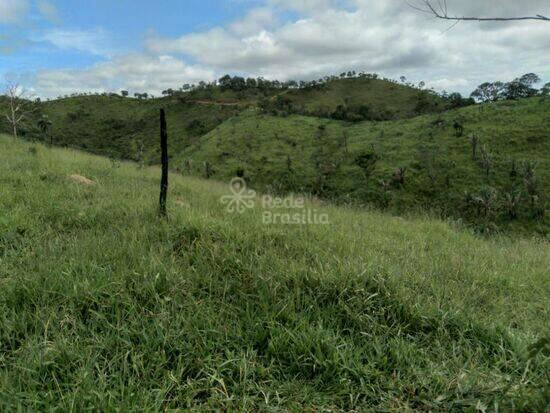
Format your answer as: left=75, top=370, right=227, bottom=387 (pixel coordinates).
left=246, top=78, right=257, bottom=89
left=447, top=92, right=474, bottom=109
left=355, top=151, right=379, bottom=180
left=37, top=115, right=53, bottom=144
left=470, top=81, right=505, bottom=103
left=230, top=76, right=246, bottom=91
left=3, top=82, right=36, bottom=138
left=503, top=192, right=522, bottom=219
left=504, top=73, right=541, bottom=100
left=453, top=120, right=463, bottom=137
left=470, top=133, right=479, bottom=160
left=414, top=1, right=549, bottom=22
left=218, top=74, right=232, bottom=90
left=479, top=145, right=493, bottom=177
left=120, top=90, right=129, bottom=97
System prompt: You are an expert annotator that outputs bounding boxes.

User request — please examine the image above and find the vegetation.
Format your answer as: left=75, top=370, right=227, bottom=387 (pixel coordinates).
left=258, top=76, right=456, bottom=121
left=1, top=72, right=548, bottom=235
left=0, top=94, right=241, bottom=163
left=178, top=97, right=549, bottom=236
left=0, top=135, right=548, bottom=410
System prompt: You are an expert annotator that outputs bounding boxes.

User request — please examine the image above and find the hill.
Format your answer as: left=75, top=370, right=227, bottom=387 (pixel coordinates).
left=178, top=97, right=550, bottom=235
left=36, top=95, right=242, bottom=163
left=265, top=77, right=450, bottom=120
left=0, top=135, right=548, bottom=411
left=0, top=75, right=450, bottom=162
left=0, top=77, right=547, bottom=235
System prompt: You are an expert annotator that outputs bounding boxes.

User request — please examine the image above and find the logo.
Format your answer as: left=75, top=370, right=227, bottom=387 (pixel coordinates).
left=220, top=178, right=330, bottom=225
left=220, top=177, right=256, bottom=213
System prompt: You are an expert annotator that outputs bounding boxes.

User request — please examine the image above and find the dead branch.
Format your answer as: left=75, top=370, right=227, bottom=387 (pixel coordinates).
left=413, top=1, right=549, bottom=22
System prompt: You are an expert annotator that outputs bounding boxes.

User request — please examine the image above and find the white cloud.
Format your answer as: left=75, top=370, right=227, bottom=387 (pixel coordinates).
left=34, top=54, right=215, bottom=98
left=144, top=0, right=550, bottom=93
left=0, top=0, right=29, bottom=23
left=27, top=0, right=550, bottom=96
left=38, top=28, right=114, bottom=57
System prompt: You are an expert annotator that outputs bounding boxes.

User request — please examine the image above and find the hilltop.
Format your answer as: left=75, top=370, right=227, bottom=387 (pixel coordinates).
left=0, top=135, right=548, bottom=410
left=262, top=76, right=449, bottom=120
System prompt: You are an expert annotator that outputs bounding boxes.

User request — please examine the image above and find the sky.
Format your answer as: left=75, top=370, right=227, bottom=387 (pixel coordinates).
left=1, top=0, right=549, bottom=98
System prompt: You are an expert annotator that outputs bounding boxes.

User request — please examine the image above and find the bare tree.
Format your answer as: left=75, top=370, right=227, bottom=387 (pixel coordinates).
left=3, top=82, right=37, bottom=138
left=412, top=1, right=549, bottom=22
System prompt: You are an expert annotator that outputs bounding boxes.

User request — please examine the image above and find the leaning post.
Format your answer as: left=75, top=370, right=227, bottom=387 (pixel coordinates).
left=159, top=108, right=168, bottom=217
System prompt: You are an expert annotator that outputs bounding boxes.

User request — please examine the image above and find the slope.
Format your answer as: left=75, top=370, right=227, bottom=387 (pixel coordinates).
left=0, top=95, right=243, bottom=164
left=177, top=97, right=550, bottom=235
left=0, top=75, right=450, bottom=161
left=275, top=76, right=448, bottom=119
left=0, top=135, right=548, bottom=411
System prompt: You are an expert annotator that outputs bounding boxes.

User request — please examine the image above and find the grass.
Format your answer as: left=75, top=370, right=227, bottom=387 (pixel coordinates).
left=3, top=77, right=546, bottom=235
left=2, top=94, right=242, bottom=164
left=179, top=97, right=550, bottom=235
left=0, top=134, right=548, bottom=411
left=281, top=77, right=446, bottom=117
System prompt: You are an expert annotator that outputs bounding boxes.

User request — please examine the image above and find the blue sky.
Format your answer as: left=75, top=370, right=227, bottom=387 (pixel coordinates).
left=1, top=0, right=549, bottom=97
left=1, top=1, right=260, bottom=73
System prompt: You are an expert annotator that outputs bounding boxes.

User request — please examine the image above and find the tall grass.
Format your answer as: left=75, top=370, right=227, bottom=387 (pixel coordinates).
left=0, top=135, right=548, bottom=411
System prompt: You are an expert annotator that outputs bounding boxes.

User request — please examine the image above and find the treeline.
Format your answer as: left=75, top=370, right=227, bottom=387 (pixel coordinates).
left=32, top=70, right=550, bottom=106
left=470, top=73, right=549, bottom=102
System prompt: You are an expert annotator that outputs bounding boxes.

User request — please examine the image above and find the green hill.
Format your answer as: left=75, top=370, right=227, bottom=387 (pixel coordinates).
left=37, top=95, right=242, bottom=163
left=0, top=135, right=548, bottom=411
left=178, top=97, right=550, bottom=235
left=0, top=77, right=547, bottom=235
left=0, top=75, right=449, bottom=163
left=271, top=77, right=448, bottom=120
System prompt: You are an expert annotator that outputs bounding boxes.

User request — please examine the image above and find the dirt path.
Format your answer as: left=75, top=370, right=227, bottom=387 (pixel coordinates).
left=189, top=100, right=242, bottom=106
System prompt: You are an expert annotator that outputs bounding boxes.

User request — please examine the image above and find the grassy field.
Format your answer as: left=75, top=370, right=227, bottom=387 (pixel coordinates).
left=179, top=97, right=550, bottom=235
left=0, top=134, right=548, bottom=411
left=37, top=95, right=243, bottom=163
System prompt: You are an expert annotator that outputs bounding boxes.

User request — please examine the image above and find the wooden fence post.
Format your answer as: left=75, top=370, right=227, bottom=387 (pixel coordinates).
left=159, top=109, right=168, bottom=217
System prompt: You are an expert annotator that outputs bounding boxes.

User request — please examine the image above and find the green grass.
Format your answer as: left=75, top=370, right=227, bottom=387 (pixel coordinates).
left=1, top=94, right=242, bottom=164
left=0, top=76, right=446, bottom=163
left=281, top=77, right=446, bottom=118
left=0, top=134, right=548, bottom=411
left=179, top=97, right=550, bottom=235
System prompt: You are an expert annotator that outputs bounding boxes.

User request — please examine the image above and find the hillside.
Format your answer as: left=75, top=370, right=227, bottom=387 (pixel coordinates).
left=272, top=77, right=448, bottom=119
left=177, top=97, right=550, bottom=235
left=0, top=78, right=547, bottom=235
left=0, top=135, right=548, bottom=410
left=39, top=95, right=242, bottom=163
left=0, top=75, right=449, bottom=161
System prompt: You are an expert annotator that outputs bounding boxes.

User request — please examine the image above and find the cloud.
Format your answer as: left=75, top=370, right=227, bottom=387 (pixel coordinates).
left=25, top=0, right=550, bottom=96
left=34, top=54, right=215, bottom=98
left=144, top=0, right=550, bottom=92
left=0, top=0, right=29, bottom=23
left=37, top=28, right=115, bottom=56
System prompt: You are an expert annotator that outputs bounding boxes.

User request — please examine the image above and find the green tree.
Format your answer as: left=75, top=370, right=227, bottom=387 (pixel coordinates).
left=37, top=115, right=53, bottom=145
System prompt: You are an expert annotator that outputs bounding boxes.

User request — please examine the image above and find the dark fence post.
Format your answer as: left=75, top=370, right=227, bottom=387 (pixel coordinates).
left=159, top=108, right=168, bottom=217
